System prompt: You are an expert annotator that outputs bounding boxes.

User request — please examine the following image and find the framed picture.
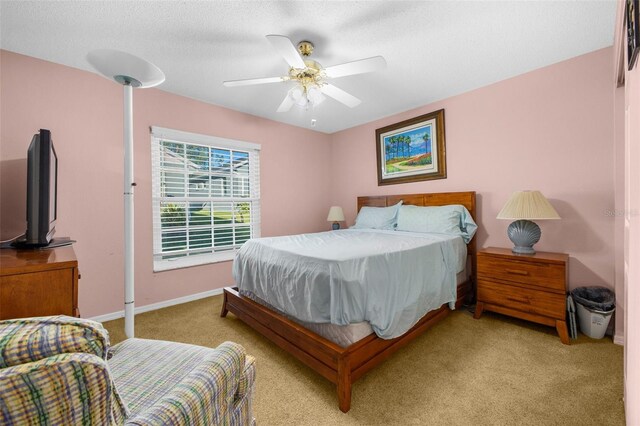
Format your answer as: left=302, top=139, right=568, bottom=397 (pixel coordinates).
left=376, top=109, right=446, bottom=186
left=628, top=0, right=640, bottom=70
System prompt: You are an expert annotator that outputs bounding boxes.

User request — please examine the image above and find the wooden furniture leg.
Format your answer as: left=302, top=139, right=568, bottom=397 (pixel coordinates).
left=556, top=320, right=570, bottom=345
left=337, top=356, right=352, bottom=413
left=473, top=301, right=484, bottom=319
left=220, top=290, right=229, bottom=318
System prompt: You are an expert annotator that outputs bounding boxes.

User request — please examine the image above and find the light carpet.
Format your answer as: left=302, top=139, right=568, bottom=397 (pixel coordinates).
left=103, top=295, right=624, bottom=425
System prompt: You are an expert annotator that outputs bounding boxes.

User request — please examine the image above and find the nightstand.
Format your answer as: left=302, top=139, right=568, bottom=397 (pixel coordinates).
left=473, top=247, right=570, bottom=344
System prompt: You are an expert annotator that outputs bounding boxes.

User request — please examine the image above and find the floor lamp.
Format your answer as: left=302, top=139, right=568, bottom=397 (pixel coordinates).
left=87, top=50, right=165, bottom=338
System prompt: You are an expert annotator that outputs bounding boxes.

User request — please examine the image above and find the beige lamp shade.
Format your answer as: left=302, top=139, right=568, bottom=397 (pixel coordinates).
left=496, top=190, right=560, bottom=220
left=327, top=206, right=345, bottom=222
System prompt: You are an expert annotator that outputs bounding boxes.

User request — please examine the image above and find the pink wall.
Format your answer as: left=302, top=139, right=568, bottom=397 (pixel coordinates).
left=615, top=0, right=640, bottom=421
left=623, top=60, right=640, bottom=426
left=0, top=50, right=332, bottom=317
left=330, top=48, right=615, bottom=293
left=614, top=85, right=625, bottom=341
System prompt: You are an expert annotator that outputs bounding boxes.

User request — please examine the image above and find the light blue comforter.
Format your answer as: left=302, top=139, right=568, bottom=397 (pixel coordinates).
left=233, top=229, right=466, bottom=339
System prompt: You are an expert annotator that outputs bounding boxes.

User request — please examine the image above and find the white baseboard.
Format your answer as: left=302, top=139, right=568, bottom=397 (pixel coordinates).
left=614, top=333, right=625, bottom=346
left=90, top=288, right=224, bottom=323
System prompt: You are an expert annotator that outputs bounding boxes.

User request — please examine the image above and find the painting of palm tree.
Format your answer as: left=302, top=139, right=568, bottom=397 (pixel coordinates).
left=376, top=109, right=446, bottom=185
left=383, top=127, right=432, bottom=173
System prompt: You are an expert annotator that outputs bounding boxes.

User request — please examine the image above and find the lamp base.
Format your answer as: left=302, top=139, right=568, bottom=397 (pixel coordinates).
left=507, top=220, right=541, bottom=255
left=332, top=222, right=340, bottom=230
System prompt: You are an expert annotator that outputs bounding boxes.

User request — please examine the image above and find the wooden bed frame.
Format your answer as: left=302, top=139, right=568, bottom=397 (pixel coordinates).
left=221, top=191, right=477, bottom=412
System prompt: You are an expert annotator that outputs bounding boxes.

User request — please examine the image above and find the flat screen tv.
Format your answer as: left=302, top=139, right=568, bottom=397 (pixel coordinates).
left=14, top=129, right=58, bottom=247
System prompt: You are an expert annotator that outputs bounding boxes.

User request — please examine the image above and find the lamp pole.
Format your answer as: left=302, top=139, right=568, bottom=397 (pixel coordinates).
left=87, top=50, right=164, bottom=339
left=123, top=82, right=135, bottom=338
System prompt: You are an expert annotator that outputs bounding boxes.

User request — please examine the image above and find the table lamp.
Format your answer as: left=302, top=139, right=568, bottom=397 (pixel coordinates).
left=496, top=190, right=560, bottom=254
left=327, top=206, right=345, bottom=230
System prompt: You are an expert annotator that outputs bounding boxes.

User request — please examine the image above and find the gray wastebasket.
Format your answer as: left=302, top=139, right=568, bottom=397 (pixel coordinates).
left=571, top=287, right=615, bottom=339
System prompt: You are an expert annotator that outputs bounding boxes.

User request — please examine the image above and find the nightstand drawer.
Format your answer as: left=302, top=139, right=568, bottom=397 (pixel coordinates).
left=477, top=255, right=565, bottom=292
left=477, top=279, right=566, bottom=320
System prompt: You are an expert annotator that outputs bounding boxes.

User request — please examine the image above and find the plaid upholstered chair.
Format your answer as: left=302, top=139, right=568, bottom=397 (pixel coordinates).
left=0, top=316, right=256, bottom=425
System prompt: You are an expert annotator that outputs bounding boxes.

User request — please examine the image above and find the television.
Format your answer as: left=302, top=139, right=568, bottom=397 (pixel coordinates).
left=14, top=129, right=58, bottom=247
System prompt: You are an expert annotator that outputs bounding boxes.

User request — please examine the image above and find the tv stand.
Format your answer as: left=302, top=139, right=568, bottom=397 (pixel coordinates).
left=0, top=245, right=79, bottom=319
left=10, top=237, right=75, bottom=250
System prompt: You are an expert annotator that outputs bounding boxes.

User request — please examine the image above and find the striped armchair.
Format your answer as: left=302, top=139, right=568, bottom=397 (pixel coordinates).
left=0, top=316, right=256, bottom=425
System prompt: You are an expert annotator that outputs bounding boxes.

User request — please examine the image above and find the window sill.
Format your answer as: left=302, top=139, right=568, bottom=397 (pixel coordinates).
left=153, top=251, right=235, bottom=272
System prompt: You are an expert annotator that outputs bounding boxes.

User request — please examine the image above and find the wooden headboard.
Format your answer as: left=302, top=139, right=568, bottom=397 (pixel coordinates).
left=357, top=191, right=477, bottom=256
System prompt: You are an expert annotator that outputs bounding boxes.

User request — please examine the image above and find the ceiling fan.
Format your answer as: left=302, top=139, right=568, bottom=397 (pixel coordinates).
left=223, top=35, right=386, bottom=112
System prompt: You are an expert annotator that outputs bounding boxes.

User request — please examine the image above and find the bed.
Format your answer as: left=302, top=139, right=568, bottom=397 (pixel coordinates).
left=221, top=191, right=477, bottom=412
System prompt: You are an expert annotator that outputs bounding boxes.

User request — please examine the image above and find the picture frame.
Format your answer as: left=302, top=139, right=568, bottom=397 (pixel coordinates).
left=376, top=109, right=446, bottom=186
left=628, top=0, right=640, bottom=71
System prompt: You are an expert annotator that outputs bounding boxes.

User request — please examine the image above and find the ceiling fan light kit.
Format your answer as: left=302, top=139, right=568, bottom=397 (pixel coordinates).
left=306, top=86, right=325, bottom=105
left=223, top=35, right=386, bottom=115
left=286, top=83, right=326, bottom=110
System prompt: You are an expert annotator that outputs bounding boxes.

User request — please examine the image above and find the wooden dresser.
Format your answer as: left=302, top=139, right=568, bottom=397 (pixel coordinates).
left=473, top=247, right=569, bottom=344
left=0, top=245, right=79, bottom=320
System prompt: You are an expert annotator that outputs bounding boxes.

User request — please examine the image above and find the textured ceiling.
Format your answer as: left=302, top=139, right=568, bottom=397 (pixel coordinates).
left=0, top=1, right=616, bottom=134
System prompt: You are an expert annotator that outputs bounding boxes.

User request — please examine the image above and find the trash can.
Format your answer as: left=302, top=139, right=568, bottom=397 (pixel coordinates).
left=571, top=287, right=615, bottom=339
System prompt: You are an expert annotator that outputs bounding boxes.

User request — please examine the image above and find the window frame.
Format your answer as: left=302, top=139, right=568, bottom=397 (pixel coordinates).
left=150, top=126, right=261, bottom=272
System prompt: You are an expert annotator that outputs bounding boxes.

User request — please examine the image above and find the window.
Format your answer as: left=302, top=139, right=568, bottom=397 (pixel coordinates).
left=151, top=127, right=260, bottom=271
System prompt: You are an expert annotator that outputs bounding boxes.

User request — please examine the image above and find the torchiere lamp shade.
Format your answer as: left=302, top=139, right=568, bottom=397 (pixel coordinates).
left=87, top=49, right=165, bottom=87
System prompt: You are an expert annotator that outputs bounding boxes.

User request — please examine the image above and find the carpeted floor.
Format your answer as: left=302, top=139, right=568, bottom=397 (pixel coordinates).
left=103, top=295, right=624, bottom=425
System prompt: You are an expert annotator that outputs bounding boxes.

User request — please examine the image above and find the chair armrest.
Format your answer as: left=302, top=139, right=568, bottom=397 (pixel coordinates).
left=236, top=354, right=256, bottom=401
left=0, top=315, right=110, bottom=368
left=0, top=352, right=128, bottom=425
left=124, top=341, right=248, bottom=426
left=230, top=354, right=257, bottom=426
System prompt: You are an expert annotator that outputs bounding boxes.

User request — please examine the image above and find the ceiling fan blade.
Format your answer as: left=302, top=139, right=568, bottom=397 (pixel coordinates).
left=223, top=76, right=286, bottom=87
left=319, top=84, right=361, bottom=108
left=276, top=93, right=295, bottom=113
left=324, top=56, right=387, bottom=79
left=266, top=35, right=306, bottom=69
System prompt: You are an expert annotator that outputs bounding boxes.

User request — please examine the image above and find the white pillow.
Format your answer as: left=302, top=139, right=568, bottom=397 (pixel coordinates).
left=396, top=204, right=477, bottom=243
left=351, top=201, right=403, bottom=230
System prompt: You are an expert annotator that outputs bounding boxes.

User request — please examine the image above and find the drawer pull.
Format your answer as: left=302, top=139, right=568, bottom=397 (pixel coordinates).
left=506, top=296, right=530, bottom=304
left=505, top=269, right=529, bottom=276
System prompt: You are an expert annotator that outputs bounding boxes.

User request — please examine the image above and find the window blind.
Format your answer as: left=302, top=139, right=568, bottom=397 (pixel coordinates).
left=150, top=127, right=260, bottom=271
